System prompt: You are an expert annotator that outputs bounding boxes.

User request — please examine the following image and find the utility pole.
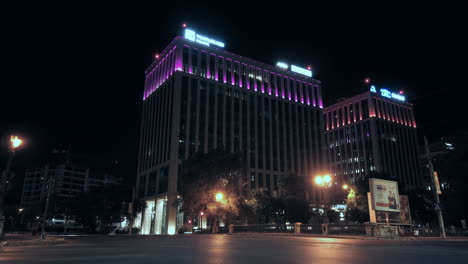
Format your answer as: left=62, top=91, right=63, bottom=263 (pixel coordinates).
left=0, top=136, right=23, bottom=236
left=0, top=153, right=14, bottom=236
left=128, top=186, right=135, bottom=235
left=424, top=136, right=446, bottom=239
left=40, top=174, right=55, bottom=240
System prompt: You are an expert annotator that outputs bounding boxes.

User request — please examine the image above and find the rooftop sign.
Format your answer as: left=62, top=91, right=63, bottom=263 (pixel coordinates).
left=276, top=62, right=313, bottom=77
left=291, top=65, right=313, bottom=77
left=370, top=85, right=406, bottom=102
left=276, top=62, right=289, bottom=70
left=184, top=29, right=225, bottom=48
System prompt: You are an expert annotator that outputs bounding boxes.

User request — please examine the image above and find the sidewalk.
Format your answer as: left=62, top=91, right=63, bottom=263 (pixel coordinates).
left=226, top=232, right=468, bottom=241
left=0, top=233, right=65, bottom=247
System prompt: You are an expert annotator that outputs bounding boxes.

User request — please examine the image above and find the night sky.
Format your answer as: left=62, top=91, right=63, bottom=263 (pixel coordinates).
left=2, top=3, right=466, bottom=188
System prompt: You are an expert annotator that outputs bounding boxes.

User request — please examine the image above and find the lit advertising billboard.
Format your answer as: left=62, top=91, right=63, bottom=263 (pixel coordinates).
left=369, top=178, right=400, bottom=212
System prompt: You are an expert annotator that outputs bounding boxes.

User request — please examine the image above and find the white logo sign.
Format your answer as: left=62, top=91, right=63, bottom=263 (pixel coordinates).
left=184, top=29, right=225, bottom=48
left=291, top=65, right=312, bottom=77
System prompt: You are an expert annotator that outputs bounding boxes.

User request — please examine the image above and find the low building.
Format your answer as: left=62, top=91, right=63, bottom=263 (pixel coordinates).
left=19, top=151, right=119, bottom=218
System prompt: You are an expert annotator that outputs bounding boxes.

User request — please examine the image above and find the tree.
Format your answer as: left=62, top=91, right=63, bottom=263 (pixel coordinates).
left=65, top=183, right=131, bottom=233
left=178, top=150, right=245, bottom=232
left=243, top=173, right=310, bottom=224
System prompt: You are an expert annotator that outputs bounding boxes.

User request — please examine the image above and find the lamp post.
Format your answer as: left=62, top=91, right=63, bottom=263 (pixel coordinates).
left=200, top=211, right=204, bottom=230
left=0, top=136, right=23, bottom=236
left=214, top=192, right=224, bottom=233
left=314, top=174, right=332, bottom=224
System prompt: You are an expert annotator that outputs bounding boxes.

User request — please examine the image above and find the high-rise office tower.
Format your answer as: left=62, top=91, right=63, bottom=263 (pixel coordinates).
left=323, top=86, right=420, bottom=189
left=136, top=28, right=325, bottom=234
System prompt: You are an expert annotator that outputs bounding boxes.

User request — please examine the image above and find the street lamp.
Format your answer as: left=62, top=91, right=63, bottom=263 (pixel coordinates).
left=10, top=136, right=23, bottom=149
left=214, top=192, right=225, bottom=233
left=0, top=135, right=24, bottom=236
left=342, top=184, right=349, bottom=190
left=215, top=192, right=224, bottom=202
left=200, top=211, right=204, bottom=230
left=314, top=174, right=332, bottom=224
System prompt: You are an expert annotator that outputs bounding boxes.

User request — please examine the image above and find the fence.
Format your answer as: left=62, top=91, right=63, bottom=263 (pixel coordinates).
left=299, top=224, right=322, bottom=234
left=228, top=223, right=468, bottom=237
left=230, top=224, right=295, bottom=233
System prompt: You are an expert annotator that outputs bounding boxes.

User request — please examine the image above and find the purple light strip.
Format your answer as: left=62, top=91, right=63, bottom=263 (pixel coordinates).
left=304, top=81, right=310, bottom=105
left=299, top=82, right=304, bottom=104
left=218, top=56, right=226, bottom=83
left=205, top=51, right=210, bottom=79
left=316, top=85, right=323, bottom=108
left=149, top=41, right=322, bottom=105
left=143, top=49, right=178, bottom=100
left=175, top=47, right=183, bottom=72
left=310, top=84, right=316, bottom=107
left=293, top=80, right=298, bottom=102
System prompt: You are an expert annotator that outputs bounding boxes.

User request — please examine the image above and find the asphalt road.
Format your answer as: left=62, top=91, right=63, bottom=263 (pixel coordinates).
left=1, top=234, right=468, bottom=264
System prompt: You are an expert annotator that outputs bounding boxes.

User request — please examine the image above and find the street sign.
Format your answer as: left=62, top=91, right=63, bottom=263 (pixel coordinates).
left=433, top=171, right=442, bottom=195
left=433, top=203, right=443, bottom=211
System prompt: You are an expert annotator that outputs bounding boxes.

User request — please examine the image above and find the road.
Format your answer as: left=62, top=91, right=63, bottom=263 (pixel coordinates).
left=1, top=234, right=468, bottom=263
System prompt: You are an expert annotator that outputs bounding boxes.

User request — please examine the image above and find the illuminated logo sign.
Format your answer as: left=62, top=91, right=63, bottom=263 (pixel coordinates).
left=380, top=88, right=392, bottom=98
left=184, top=29, right=225, bottom=48
left=276, top=62, right=289, bottom=70
left=370, top=86, right=406, bottom=102
left=391, top=93, right=405, bottom=101
left=291, top=65, right=313, bottom=77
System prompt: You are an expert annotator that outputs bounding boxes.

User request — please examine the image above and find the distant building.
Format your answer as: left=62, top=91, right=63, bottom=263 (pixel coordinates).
left=19, top=151, right=119, bottom=218
left=323, top=87, right=421, bottom=189
left=418, top=138, right=455, bottom=191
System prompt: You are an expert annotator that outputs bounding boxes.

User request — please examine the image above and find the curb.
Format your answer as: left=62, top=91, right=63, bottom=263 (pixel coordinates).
left=0, top=238, right=66, bottom=247
left=225, top=232, right=467, bottom=241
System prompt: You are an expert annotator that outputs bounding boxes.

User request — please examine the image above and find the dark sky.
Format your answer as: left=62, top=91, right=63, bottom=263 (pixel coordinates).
left=2, top=2, right=467, bottom=185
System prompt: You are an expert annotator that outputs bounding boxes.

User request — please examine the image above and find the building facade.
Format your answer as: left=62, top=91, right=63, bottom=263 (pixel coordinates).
left=136, top=30, right=326, bottom=234
left=323, top=88, right=420, bottom=189
left=20, top=163, right=118, bottom=218
left=418, top=138, right=455, bottom=191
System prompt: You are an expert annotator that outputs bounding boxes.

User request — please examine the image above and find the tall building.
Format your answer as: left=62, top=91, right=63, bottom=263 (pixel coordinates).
left=136, top=28, right=325, bottom=234
left=323, top=86, right=420, bottom=189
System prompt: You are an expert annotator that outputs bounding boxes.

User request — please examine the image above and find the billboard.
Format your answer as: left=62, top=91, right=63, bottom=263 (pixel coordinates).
left=369, top=178, right=400, bottom=212
left=368, top=194, right=411, bottom=225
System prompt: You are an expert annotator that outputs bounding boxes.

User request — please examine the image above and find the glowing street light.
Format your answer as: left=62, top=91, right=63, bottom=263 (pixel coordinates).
left=314, top=174, right=332, bottom=187
left=199, top=211, right=204, bottom=230
left=215, top=192, right=224, bottom=202
left=313, top=174, right=332, bottom=225
left=10, top=136, right=22, bottom=149
left=314, top=176, right=323, bottom=185
left=342, top=184, right=349, bottom=190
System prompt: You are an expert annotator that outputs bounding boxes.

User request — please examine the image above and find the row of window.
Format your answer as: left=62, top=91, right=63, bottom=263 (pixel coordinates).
left=325, top=99, right=369, bottom=130
left=250, top=172, right=278, bottom=191
left=325, top=97, right=416, bottom=130
left=375, top=120, right=420, bottom=186
left=326, top=121, right=374, bottom=182
left=373, top=97, right=416, bottom=127
left=138, top=79, right=175, bottom=172
left=138, top=166, right=169, bottom=198
left=182, top=45, right=322, bottom=108
left=178, top=76, right=323, bottom=175
left=144, top=46, right=177, bottom=100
